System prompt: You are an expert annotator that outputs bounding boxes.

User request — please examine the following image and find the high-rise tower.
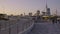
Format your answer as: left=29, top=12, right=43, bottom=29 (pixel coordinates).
left=46, top=1, right=51, bottom=16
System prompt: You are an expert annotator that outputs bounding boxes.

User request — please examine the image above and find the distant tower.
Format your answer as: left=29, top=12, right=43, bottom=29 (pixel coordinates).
left=42, top=12, right=46, bottom=16
left=36, top=10, right=40, bottom=16
left=47, top=8, right=50, bottom=15
left=46, top=1, right=51, bottom=16
left=29, top=12, right=32, bottom=16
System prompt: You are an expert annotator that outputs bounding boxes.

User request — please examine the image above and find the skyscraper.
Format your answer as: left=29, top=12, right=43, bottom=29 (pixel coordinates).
left=47, top=8, right=50, bottom=15
left=46, top=3, right=51, bottom=16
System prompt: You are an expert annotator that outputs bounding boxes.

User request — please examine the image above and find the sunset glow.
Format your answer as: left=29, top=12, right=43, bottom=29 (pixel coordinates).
left=0, top=0, right=60, bottom=15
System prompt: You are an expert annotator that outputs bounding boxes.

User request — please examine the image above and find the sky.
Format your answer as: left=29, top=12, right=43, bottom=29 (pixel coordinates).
left=0, top=0, right=60, bottom=15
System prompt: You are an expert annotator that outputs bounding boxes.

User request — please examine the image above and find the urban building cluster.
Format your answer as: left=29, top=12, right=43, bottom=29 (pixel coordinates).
left=20, top=4, right=51, bottom=17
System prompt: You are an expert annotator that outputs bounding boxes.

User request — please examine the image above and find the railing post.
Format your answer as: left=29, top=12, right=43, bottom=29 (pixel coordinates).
left=9, top=21, right=11, bottom=34
left=0, top=22, right=1, bottom=34
left=5, top=21, right=7, bottom=30
left=17, top=23, right=18, bottom=34
left=23, top=22, right=25, bottom=31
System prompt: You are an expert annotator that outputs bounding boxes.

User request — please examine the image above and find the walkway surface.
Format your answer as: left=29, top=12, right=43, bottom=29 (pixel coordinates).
left=28, top=23, right=60, bottom=34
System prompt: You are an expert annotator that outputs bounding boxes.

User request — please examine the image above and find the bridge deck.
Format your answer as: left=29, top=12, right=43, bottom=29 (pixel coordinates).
left=28, top=23, right=60, bottom=34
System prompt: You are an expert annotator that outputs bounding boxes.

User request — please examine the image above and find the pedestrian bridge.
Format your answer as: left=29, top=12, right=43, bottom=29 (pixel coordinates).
left=1, top=18, right=60, bottom=34
left=0, top=18, right=34, bottom=34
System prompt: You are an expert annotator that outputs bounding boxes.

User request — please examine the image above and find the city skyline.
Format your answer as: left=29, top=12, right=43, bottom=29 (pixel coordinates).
left=0, top=0, right=60, bottom=15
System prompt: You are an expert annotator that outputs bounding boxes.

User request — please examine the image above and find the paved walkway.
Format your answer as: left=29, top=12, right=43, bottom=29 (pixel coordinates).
left=28, top=23, right=60, bottom=34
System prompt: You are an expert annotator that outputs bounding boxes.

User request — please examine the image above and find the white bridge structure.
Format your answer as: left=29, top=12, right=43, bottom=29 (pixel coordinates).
left=0, top=17, right=34, bottom=34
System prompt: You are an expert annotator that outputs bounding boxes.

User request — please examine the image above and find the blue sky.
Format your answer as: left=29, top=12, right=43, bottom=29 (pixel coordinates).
left=0, top=0, right=60, bottom=15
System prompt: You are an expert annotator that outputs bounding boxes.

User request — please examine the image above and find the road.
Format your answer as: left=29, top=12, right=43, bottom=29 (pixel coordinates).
left=28, top=23, right=60, bottom=34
